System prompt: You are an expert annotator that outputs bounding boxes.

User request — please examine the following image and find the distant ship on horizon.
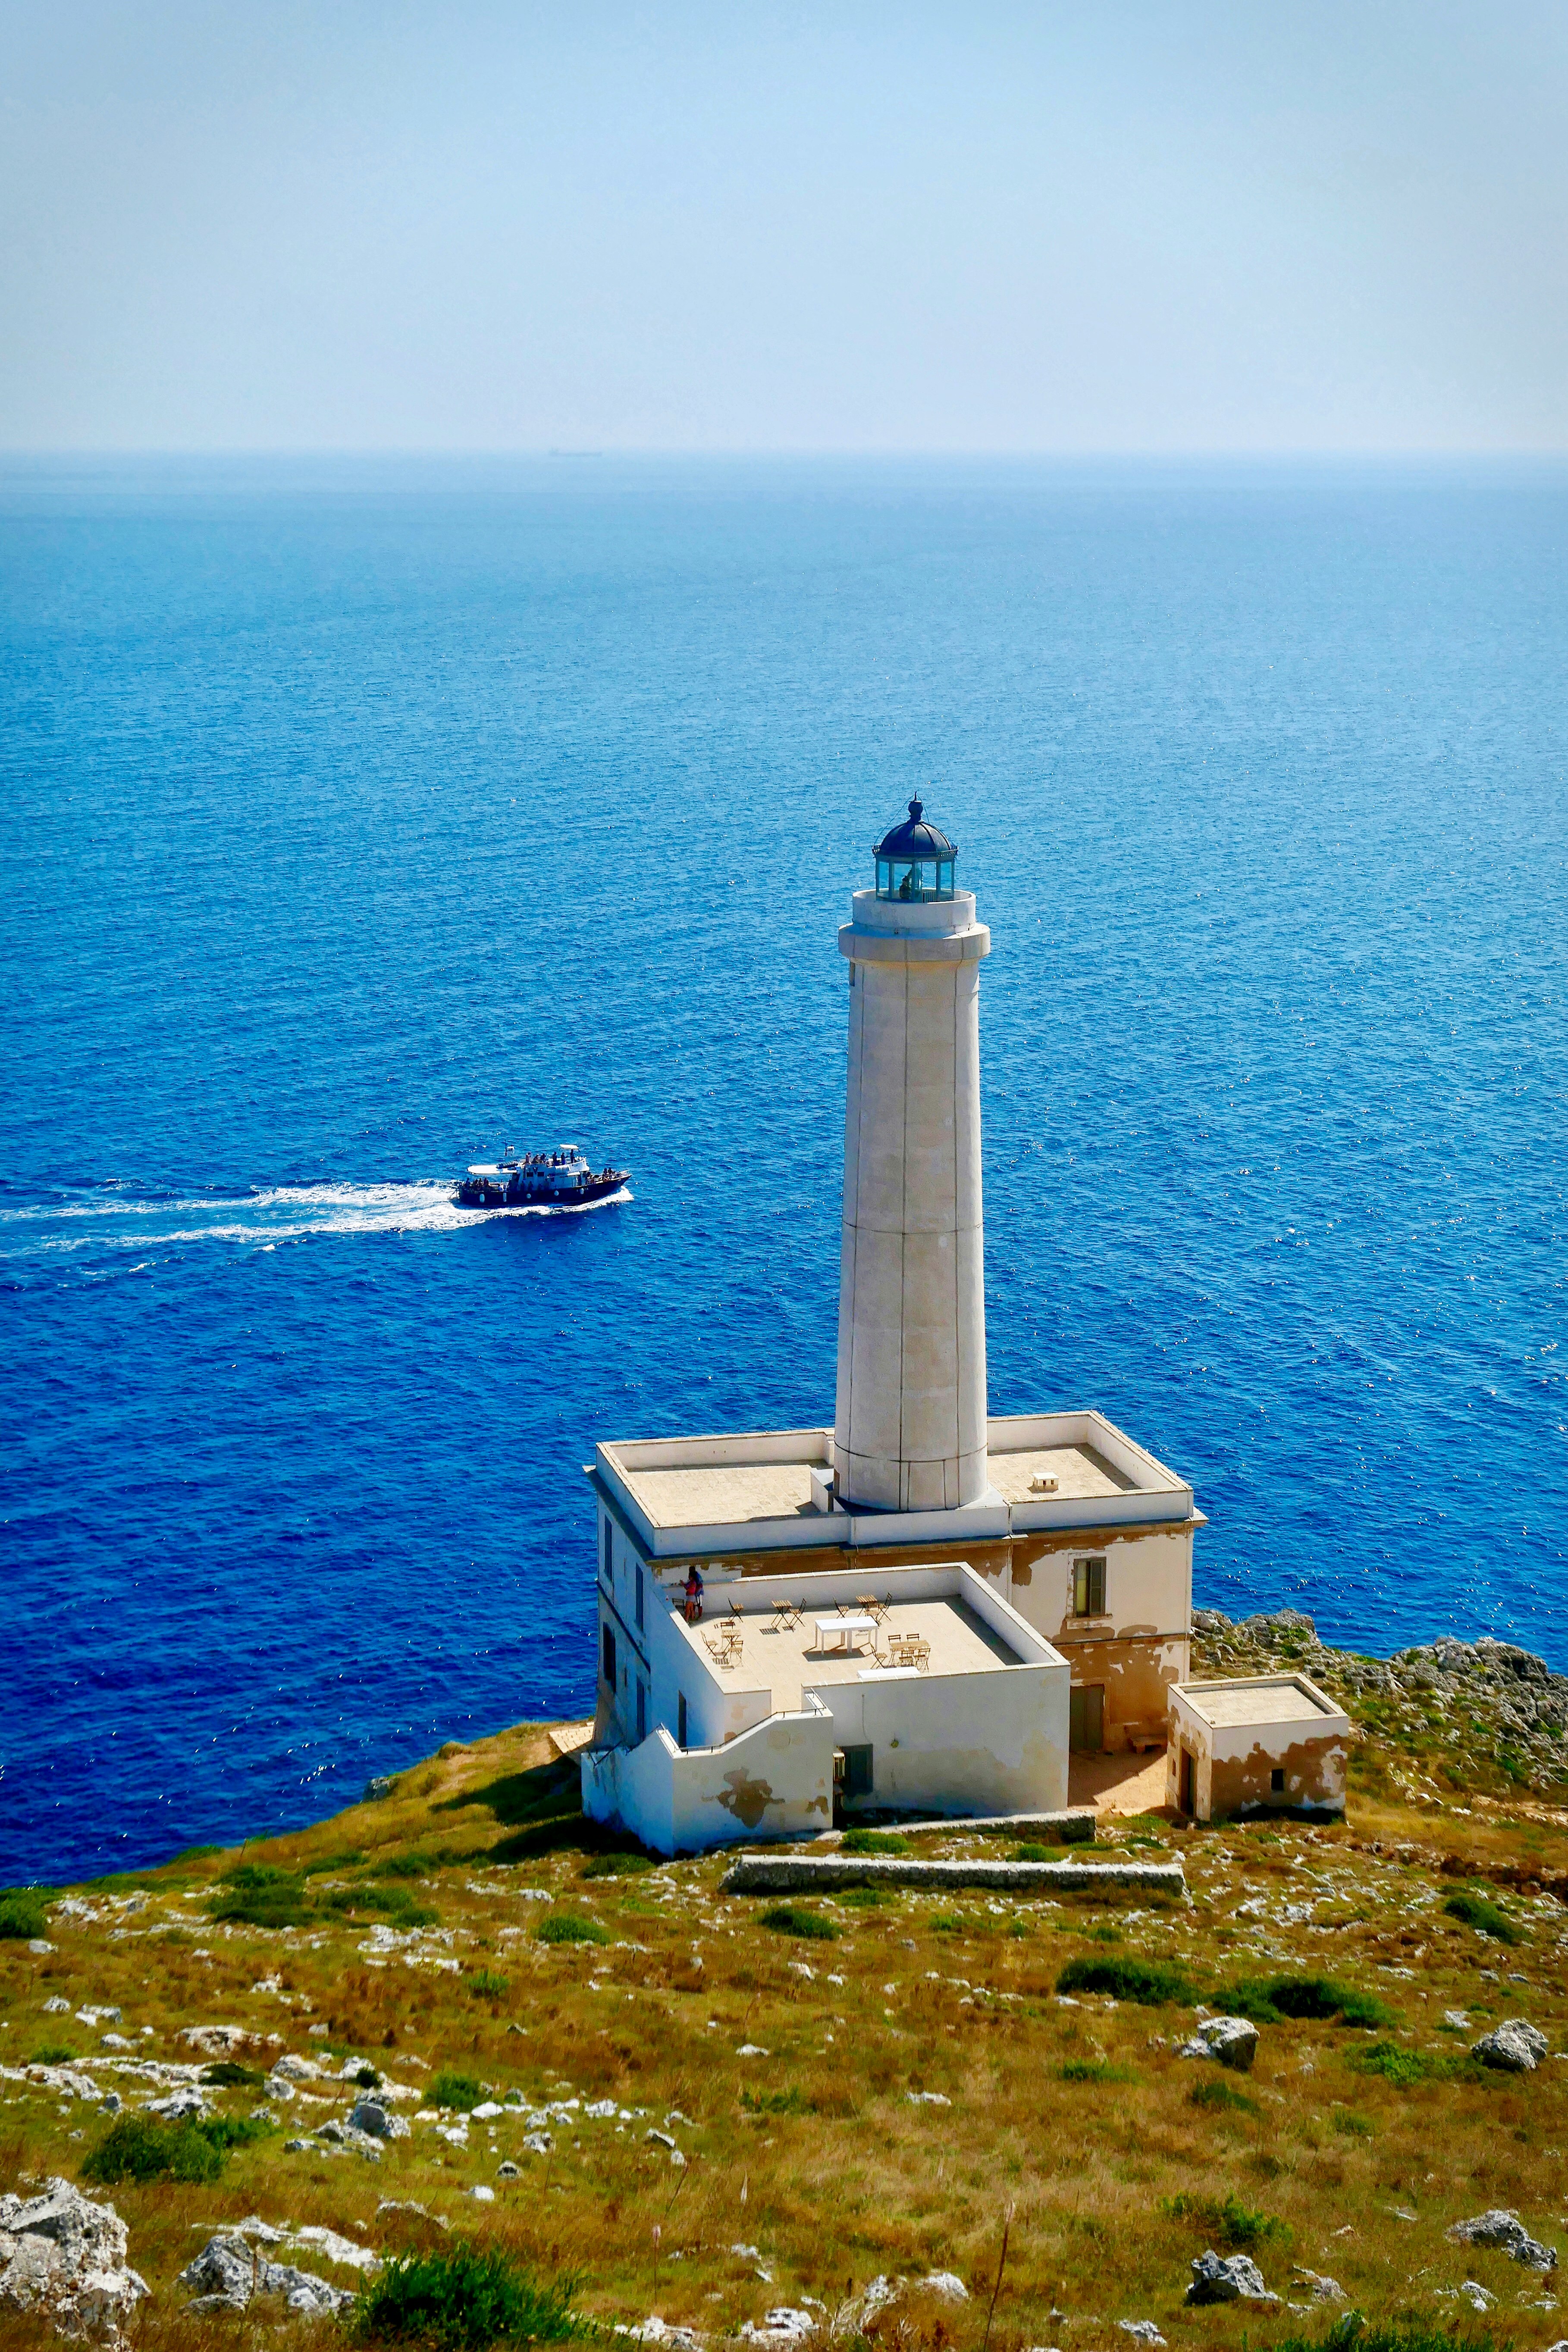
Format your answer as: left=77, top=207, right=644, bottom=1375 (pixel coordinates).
left=453, top=1143, right=629, bottom=1211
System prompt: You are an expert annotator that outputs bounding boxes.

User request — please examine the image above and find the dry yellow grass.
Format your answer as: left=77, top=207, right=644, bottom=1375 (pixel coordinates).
left=4, top=1719, right=1568, bottom=2352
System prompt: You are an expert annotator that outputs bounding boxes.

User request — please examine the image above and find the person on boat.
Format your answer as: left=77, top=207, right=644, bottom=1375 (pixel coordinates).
left=682, top=1566, right=705, bottom=1623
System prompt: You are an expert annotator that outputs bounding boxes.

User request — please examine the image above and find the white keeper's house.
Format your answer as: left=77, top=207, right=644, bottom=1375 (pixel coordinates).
left=581, top=799, right=1204, bottom=1854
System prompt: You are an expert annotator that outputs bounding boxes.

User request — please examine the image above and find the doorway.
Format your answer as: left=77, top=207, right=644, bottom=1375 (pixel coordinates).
left=1069, top=1684, right=1104, bottom=1753
left=1178, top=1746, right=1195, bottom=1816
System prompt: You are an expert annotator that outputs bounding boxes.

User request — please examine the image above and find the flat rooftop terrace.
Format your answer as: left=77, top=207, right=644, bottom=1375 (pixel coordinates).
left=1179, top=1675, right=1343, bottom=1730
left=595, top=1410, right=1194, bottom=1550
left=677, top=1591, right=1022, bottom=1712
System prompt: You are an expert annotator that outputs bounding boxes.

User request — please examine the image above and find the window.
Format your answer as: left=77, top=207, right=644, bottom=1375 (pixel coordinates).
left=840, top=1744, right=873, bottom=1800
left=677, top=1692, right=688, bottom=1749
left=635, top=1562, right=645, bottom=1631
left=601, top=1623, right=616, bottom=1686
left=602, top=1519, right=613, bottom=1587
left=636, top=1681, right=647, bottom=1743
left=1270, top=1767, right=1286, bottom=1794
left=1072, top=1556, right=1107, bottom=1616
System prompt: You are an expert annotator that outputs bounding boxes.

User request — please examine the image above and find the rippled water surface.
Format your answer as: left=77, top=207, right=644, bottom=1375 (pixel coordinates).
left=3, top=456, right=1565, bottom=1882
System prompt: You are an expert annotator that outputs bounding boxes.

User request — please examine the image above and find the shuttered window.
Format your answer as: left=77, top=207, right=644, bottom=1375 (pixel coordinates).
left=1073, top=1556, right=1107, bottom=1616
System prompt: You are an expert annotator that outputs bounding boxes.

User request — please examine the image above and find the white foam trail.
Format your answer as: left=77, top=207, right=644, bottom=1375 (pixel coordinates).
left=0, top=1181, right=633, bottom=1262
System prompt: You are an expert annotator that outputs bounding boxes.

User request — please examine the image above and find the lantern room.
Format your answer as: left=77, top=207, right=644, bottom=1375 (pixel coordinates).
left=873, top=797, right=957, bottom=902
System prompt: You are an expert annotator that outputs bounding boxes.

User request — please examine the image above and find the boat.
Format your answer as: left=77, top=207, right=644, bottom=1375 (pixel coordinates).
left=453, top=1143, right=629, bottom=1210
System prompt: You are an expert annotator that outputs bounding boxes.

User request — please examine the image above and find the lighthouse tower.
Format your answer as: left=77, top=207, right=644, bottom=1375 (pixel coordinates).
left=833, top=800, right=992, bottom=1512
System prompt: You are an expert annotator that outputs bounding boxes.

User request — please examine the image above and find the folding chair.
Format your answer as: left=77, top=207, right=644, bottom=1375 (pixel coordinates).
left=859, top=1593, right=889, bottom=1624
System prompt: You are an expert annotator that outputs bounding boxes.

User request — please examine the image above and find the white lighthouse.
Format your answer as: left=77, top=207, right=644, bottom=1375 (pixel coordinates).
left=833, top=800, right=992, bottom=1512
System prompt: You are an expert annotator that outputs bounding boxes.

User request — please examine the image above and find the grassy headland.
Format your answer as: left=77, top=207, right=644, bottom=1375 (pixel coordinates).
left=3, top=1616, right=1568, bottom=2352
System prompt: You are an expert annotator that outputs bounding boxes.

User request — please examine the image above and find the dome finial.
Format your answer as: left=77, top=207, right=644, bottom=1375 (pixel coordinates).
left=908, top=795, right=923, bottom=821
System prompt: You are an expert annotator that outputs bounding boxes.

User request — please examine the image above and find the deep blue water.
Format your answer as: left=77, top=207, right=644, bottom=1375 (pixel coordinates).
left=3, top=455, right=1565, bottom=1887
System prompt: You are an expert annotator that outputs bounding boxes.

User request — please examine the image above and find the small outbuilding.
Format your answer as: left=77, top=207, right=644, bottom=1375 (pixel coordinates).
left=1167, top=1673, right=1348, bottom=1822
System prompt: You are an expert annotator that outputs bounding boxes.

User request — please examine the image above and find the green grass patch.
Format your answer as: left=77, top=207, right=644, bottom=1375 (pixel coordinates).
left=580, top=1852, right=655, bottom=1879
left=81, top=2116, right=223, bottom=2186
left=740, top=2085, right=809, bottom=2115
left=1215, top=1973, right=1392, bottom=2028
left=353, top=2065, right=383, bottom=2089
left=377, top=1851, right=435, bottom=1880
left=302, top=1848, right=368, bottom=1875
left=467, top=1969, right=509, bottom=1999
left=1348, top=2039, right=1456, bottom=2089
left=1276, top=2317, right=1496, bottom=2352
left=208, top=1863, right=313, bottom=1929
left=759, top=1904, right=839, bottom=1942
left=1188, top=2078, right=1260, bottom=2116
left=1060, top=2059, right=1136, bottom=2084
left=198, top=2115, right=276, bottom=2156
left=1443, top=1889, right=1522, bottom=1945
left=1333, top=2109, right=1376, bottom=2137
left=320, top=1885, right=439, bottom=1928
left=840, top=1888, right=891, bottom=1911
left=426, top=2071, right=487, bottom=2113
left=0, top=1890, right=49, bottom=1941
left=537, top=1912, right=610, bottom=1947
left=1161, top=2191, right=1288, bottom=2251
left=351, top=2243, right=585, bottom=2349
left=200, top=2061, right=264, bottom=2089
left=32, top=2043, right=77, bottom=2067
left=1014, top=1843, right=1054, bottom=1862
left=840, top=1828, right=911, bottom=1855
left=929, top=1913, right=969, bottom=1936
left=1057, top=1956, right=1193, bottom=2006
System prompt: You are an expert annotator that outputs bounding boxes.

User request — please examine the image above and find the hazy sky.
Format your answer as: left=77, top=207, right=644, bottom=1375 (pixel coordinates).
left=3, top=2, right=1565, bottom=452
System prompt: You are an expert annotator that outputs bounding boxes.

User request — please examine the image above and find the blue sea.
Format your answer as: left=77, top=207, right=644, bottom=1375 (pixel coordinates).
left=3, top=455, right=1565, bottom=1886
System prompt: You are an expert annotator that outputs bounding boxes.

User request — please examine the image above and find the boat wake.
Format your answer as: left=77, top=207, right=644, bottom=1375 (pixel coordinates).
left=0, top=1179, right=632, bottom=1277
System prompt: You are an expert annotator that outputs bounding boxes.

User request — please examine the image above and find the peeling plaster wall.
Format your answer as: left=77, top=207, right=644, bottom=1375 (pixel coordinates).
left=1167, top=1689, right=1348, bottom=1822
left=580, top=1706, right=835, bottom=1857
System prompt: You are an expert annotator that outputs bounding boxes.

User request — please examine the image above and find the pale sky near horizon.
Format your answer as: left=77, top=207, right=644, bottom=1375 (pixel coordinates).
left=3, top=2, right=1565, bottom=454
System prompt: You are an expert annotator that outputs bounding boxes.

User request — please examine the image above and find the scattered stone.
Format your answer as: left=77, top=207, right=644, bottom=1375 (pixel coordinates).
left=1186, top=2252, right=1277, bottom=2305
left=1292, top=2272, right=1345, bottom=2302
left=1179, top=2016, right=1259, bottom=2073
left=1116, top=2324, right=1166, bottom=2346
left=181, top=2233, right=354, bottom=2317
left=97, top=2096, right=120, bottom=2117
left=736, top=2045, right=770, bottom=2058
left=1443, top=2011, right=1469, bottom=2031
left=1473, top=2020, right=1549, bottom=2073
left=646, top=2129, right=678, bottom=2151
left=287, top=2227, right=380, bottom=2274
left=586, top=2099, right=618, bottom=2119
left=1449, top=2211, right=1558, bottom=2270
left=0, top=2177, right=148, bottom=2344
left=28, top=1941, right=55, bottom=1957
left=147, top=2087, right=205, bottom=2123
left=522, top=2132, right=552, bottom=2155
left=920, top=2275, right=968, bottom=2303
left=497, top=2161, right=521, bottom=2179
left=470, top=2100, right=505, bottom=2119
left=364, top=1775, right=398, bottom=1801
left=739, top=2308, right=817, bottom=2345
left=469, top=2186, right=495, bottom=2203
left=41, top=1999, right=71, bottom=2017
left=621, top=2321, right=707, bottom=2349
left=375, top=2201, right=448, bottom=2230
left=1436, top=2282, right=1495, bottom=2313
left=179, top=2025, right=256, bottom=2057
left=350, top=2099, right=410, bottom=2142
left=905, top=2091, right=951, bottom=2107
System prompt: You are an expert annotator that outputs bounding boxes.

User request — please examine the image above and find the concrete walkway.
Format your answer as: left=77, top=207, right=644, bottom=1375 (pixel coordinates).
left=1069, top=1745, right=1171, bottom=1818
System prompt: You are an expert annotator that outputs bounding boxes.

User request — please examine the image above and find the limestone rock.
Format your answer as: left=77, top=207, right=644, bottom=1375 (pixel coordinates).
left=349, top=2099, right=409, bottom=2141
left=147, top=2086, right=205, bottom=2123
left=180, top=2234, right=355, bottom=2317
left=1179, top=2016, right=1258, bottom=2072
left=740, top=2309, right=817, bottom=2345
left=1472, top=2020, right=1549, bottom=2073
left=1292, top=2271, right=1345, bottom=2302
left=271, top=2054, right=322, bottom=2082
left=1449, top=2211, right=1558, bottom=2270
left=0, top=2178, right=148, bottom=2343
left=1186, top=2251, right=1276, bottom=2305
left=919, top=2275, right=968, bottom=2303
left=1116, top=2324, right=1166, bottom=2346
left=179, top=2025, right=256, bottom=2057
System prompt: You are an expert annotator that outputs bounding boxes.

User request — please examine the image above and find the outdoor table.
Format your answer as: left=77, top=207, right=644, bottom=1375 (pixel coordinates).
left=815, top=1613, right=876, bottom=1654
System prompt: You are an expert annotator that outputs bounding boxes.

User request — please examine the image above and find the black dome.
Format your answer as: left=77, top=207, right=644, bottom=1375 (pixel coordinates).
left=874, top=797, right=958, bottom=862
